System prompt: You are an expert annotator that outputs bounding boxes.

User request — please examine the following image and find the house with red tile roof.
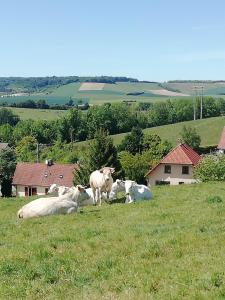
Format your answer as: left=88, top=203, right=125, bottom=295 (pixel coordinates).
left=12, top=160, right=77, bottom=197
left=146, top=143, right=201, bottom=186
left=217, top=126, right=225, bottom=153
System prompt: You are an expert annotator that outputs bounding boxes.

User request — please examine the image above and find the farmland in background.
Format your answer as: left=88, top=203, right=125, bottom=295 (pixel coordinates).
left=2, top=79, right=225, bottom=106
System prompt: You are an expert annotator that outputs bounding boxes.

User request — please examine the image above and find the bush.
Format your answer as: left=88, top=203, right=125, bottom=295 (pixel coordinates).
left=194, top=154, right=225, bottom=182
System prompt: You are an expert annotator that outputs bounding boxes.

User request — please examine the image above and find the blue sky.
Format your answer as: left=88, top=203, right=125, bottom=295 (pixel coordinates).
left=1, top=0, right=225, bottom=81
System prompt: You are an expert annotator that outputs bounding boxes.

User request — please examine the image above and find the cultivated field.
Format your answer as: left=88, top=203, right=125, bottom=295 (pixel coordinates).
left=1, top=81, right=225, bottom=106
left=0, top=182, right=225, bottom=299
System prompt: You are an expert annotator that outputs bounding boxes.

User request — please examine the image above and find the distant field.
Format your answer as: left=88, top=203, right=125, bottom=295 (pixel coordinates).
left=111, top=116, right=225, bottom=147
left=1, top=182, right=225, bottom=298
left=9, top=107, right=67, bottom=120
left=0, top=82, right=198, bottom=106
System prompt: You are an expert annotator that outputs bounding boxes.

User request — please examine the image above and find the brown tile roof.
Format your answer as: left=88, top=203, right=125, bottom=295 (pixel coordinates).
left=0, top=143, right=9, bottom=150
left=218, top=126, right=225, bottom=150
left=13, top=162, right=78, bottom=187
left=146, top=143, right=201, bottom=176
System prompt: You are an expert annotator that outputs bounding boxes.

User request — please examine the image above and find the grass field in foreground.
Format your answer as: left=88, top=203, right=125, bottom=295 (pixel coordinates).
left=0, top=182, right=225, bottom=299
left=112, top=116, right=225, bottom=147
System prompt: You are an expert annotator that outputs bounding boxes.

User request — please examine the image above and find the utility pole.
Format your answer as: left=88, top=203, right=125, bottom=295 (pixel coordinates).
left=200, top=86, right=204, bottom=119
left=193, top=86, right=198, bottom=120
left=36, top=143, right=51, bottom=163
left=36, top=143, right=40, bottom=163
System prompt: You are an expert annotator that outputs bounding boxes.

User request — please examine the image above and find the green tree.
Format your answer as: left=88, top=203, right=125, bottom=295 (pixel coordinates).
left=0, top=108, right=20, bottom=126
left=0, top=148, right=16, bottom=197
left=194, top=154, right=225, bottom=182
left=0, top=124, right=14, bottom=145
left=119, top=126, right=144, bottom=155
left=180, top=126, right=201, bottom=150
left=74, top=129, right=123, bottom=186
left=15, top=136, right=37, bottom=162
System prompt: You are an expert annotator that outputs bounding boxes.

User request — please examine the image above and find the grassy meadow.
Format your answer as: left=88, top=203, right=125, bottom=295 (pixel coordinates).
left=9, top=107, right=68, bottom=120
left=0, top=182, right=225, bottom=299
left=112, top=116, right=225, bottom=147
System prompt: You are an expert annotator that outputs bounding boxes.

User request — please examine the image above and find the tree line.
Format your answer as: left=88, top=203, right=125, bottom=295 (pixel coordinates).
left=1, top=97, right=225, bottom=147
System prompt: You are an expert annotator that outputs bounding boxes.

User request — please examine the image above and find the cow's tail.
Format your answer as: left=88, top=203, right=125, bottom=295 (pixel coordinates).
left=17, top=209, right=23, bottom=219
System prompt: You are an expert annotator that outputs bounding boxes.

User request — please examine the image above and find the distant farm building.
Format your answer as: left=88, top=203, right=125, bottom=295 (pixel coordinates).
left=217, top=126, right=225, bottom=154
left=12, top=160, right=77, bottom=197
left=146, top=143, right=201, bottom=186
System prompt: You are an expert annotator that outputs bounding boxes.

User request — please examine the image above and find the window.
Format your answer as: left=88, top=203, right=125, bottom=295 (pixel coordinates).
left=156, top=180, right=170, bottom=185
left=164, top=165, right=171, bottom=174
left=182, top=166, right=189, bottom=175
left=179, top=182, right=184, bottom=185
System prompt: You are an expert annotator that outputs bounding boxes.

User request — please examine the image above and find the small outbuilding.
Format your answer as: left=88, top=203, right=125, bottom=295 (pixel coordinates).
left=217, top=126, right=225, bottom=154
left=146, top=143, right=201, bottom=186
left=12, top=160, right=77, bottom=197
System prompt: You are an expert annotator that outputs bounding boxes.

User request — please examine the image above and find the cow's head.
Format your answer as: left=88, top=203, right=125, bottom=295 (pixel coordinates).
left=48, top=183, right=58, bottom=194
left=99, top=167, right=115, bottom=181
left=75, top=185, right=89, bottom=203
left=124, top=180, right=136, bottom=203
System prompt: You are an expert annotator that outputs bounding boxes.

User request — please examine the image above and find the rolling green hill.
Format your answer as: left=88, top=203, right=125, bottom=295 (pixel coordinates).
left=1, top=182, right=225, bottom=298
left=111, top=116, right=225, bottom=147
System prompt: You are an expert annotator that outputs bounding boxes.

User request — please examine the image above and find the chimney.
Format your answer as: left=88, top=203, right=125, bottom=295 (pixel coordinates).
left=45, top=159, right=53, bottom=166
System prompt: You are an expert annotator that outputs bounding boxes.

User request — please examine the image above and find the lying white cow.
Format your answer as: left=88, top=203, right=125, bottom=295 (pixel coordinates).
left=17, top=185, right=89, bottom=219
left=48, top=184, right=70, bottom=197
left=89, top=167, right=115, bottom=206
left=108, top=179, right=125, bottom=201
left=124, top=180, right=152, bottom=203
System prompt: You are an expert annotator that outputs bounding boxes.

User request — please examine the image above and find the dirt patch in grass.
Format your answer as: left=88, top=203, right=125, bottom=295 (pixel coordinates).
left=148, top=89, right=189, bottom=97
left=79, top=83, right=105, bottom=91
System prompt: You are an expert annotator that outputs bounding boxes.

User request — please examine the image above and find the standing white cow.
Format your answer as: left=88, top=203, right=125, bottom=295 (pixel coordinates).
left=124, top=180, right=152, bottom=203
left=89, top=167, right=115, bottom=206
left=17, top=185, right=89, bottom=219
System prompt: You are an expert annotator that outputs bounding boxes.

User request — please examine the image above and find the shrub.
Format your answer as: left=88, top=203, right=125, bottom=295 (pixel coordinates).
left=194, top=154, right=225, bottom=182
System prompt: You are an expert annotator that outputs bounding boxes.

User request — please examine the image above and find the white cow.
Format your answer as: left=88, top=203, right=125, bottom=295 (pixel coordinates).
left=89, top=167, right=115, bottom=206
left=48, top=184, right=71, bottom=197
left=124, top=180, right=152, bottom=203
left=108, top=179, right=125, bottom=201
left=17, top=185, right=89, bottom=219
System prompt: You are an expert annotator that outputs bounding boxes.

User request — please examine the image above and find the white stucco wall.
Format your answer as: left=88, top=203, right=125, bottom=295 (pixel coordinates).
left=147, top=164, right=197, bottom=186
left=15, top=185, right=47, bottom=197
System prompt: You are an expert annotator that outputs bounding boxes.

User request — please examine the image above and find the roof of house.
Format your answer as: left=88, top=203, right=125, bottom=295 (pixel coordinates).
left=146, top=143, right=201, bottom=176
left=217, top=126, right=225, bottom=150
left=12, top=162, right=78, bottom=187
left=0, top=143, right=9, bottom=150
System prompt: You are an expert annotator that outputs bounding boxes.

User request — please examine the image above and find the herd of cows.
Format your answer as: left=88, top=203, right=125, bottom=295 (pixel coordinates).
left=17, top=167, right=152, bottom=219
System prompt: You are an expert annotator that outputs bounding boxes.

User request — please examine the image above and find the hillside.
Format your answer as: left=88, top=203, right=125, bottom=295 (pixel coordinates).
left=1, top=182, right=225, bottom=298
left=112, top=116, right=225, bottom=147
left=1, top=78, right=225, bottom=106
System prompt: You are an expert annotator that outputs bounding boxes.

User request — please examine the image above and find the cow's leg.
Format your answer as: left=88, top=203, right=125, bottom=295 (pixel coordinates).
left=92, top=188, right=97, bottom=205
left=98, top=189, right=102, bottom=206
left=67, top=207, right=77, bottom=214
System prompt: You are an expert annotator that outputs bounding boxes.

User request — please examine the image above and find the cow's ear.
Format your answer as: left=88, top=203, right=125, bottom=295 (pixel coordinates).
left=77, top=185, right=85, bottom=191
left=110, top=168, right=115, bottom=174
left=99, top=168, right=104, bottom=173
